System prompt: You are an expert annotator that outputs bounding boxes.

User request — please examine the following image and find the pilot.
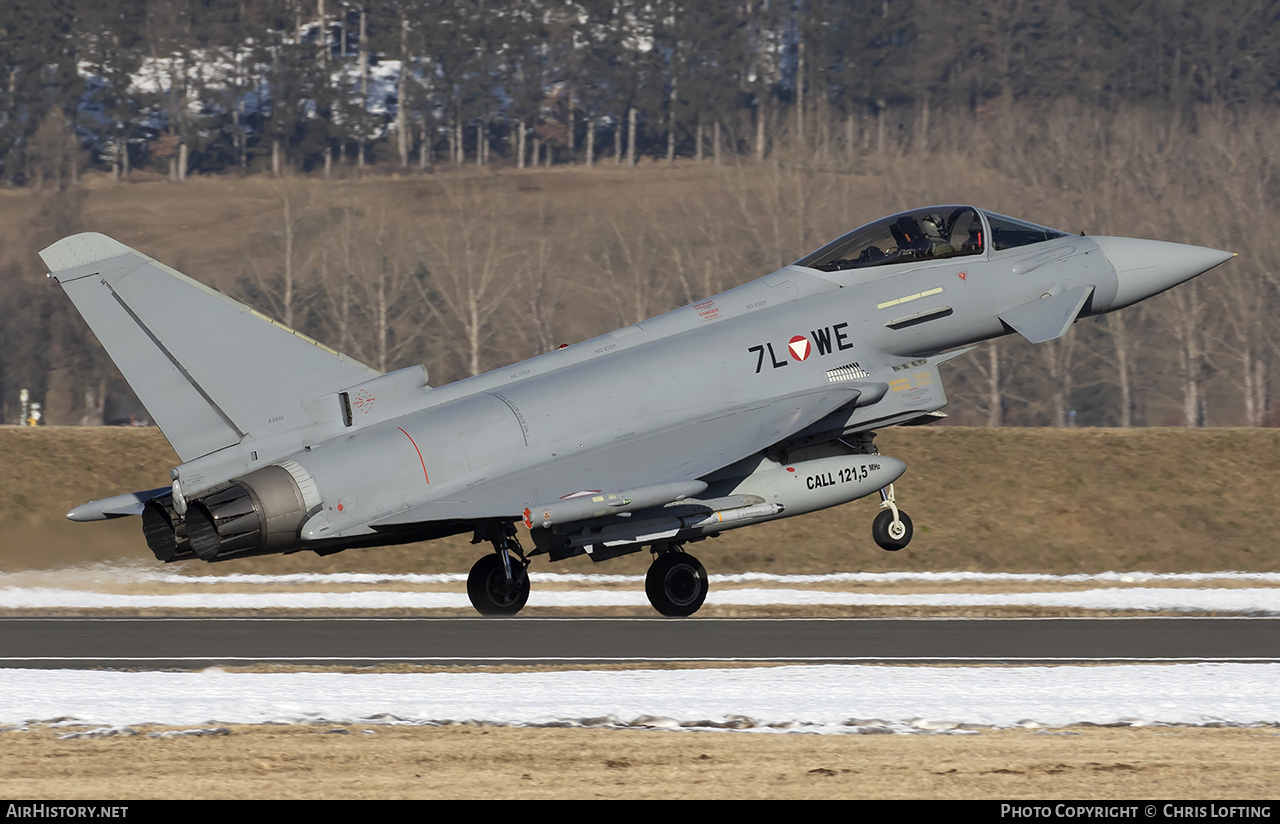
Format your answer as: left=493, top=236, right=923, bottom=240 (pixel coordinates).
left=921, top=214, right=955, bottom=258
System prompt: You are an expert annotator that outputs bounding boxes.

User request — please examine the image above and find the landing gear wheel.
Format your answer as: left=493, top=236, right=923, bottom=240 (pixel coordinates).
left=467, top=553, right=530, bottom=616
left=872, top=509, right=913, bottom=551
left=645, top=550, right=709, bottom=617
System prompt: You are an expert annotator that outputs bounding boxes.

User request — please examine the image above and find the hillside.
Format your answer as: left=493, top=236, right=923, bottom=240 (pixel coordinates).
left=2, top=425, right=1276, bottom=575
left=1, top=164, right=1264, bottom=434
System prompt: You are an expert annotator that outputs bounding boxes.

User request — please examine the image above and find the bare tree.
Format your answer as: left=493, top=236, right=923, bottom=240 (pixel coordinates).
left=26, top=110, right=80, bottom=191
left=420, top=186, right=520, bottom=378
left=510, top=200, right=573, bottom=358
left=968, top=340, right=1006, bottom=427
left=240, top=182, right=316, bottom=330
left=1092, top=310, right=1139, bottom=427
left=1155, top=282, right=1216, bottom=427
left=313, top=195, right=434, bottom=374
left=594, top=209, right=676, bottom=327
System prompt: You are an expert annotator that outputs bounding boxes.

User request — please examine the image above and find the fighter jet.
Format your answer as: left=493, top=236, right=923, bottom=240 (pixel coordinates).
left=42, top=206, right=1233, bottom=616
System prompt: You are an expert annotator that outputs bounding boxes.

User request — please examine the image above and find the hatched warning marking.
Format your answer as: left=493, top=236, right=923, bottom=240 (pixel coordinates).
left=352, top=389, right=375, bottom=414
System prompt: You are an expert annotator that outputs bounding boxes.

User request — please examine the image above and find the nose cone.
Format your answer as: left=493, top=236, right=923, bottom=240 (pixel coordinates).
left=1093, top=236, right=1234, bottom=311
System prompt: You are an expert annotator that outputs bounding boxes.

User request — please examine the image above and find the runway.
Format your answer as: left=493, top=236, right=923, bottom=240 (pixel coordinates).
left=3, top=616, right=1280, bottom=668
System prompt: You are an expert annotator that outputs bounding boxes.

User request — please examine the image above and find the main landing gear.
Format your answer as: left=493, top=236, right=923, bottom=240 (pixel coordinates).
left=466, top=522, right=713, bottom=616
left=645, top=546, right=709, bottom=617
left=467, top=524, right=530, bottom=616
left=464, top=527, right=712, bottom=617
left=872, top=482, right=913, bottom=551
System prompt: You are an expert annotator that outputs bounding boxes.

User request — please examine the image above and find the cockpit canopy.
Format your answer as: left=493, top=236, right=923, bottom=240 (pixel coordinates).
left=795, top=206, right=1069, bottom=273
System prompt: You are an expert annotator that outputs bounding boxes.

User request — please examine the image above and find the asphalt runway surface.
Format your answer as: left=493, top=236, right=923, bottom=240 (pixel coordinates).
left=2, top=616, right=1279, bottom=668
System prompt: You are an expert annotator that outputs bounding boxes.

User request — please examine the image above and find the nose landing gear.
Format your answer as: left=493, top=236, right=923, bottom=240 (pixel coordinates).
left=872, top=483, right=913, bottom=551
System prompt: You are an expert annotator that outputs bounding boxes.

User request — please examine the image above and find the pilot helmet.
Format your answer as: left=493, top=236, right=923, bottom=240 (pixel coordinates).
left=921, top=213, right=946, bottom=240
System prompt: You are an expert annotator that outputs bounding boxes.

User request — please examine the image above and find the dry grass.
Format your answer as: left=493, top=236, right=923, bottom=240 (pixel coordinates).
left=5, top=165, right=752, bottom=291
left=0, top=724, right=1276, bottom=800
left=3, top=425, right=1278, bottom=576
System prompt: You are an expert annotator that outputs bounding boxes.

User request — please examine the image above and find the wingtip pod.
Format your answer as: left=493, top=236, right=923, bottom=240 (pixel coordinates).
left=39, top=232, right=136, bottom=276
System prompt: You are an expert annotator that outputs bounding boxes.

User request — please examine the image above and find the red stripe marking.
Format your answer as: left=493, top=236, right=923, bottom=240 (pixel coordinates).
left=397, top=426, right=430, bottom=483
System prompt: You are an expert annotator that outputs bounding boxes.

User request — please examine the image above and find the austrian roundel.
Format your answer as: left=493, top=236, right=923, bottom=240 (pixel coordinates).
left=788, top=335, right=811, bottom=361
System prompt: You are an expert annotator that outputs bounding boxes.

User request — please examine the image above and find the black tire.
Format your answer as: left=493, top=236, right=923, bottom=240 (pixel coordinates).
left=467, top=553, right=530, bottom=616
left=645, top=551, right=709, bottom=617
left=872, top=509, right=913, bottom=551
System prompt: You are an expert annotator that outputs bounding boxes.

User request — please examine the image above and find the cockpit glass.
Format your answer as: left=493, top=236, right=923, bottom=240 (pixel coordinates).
left=982, top=211, right=1068, bottom=251
left=795, top=206, right=984, bottom=273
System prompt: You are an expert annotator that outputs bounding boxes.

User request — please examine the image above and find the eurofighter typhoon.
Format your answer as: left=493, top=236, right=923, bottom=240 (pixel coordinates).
left=42, top=206, right=1233, bottom=616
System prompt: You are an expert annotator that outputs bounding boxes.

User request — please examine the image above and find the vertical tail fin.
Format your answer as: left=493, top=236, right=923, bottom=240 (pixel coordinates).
left=40, top=232, right=380, bottom=462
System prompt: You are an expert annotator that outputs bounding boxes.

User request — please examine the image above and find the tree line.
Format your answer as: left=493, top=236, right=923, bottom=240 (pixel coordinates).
left=3, top=1, right=1279, bottom=184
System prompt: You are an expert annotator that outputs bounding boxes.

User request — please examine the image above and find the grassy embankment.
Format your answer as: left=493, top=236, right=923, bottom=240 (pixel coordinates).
left=1, top=425, right=1275, bottom=575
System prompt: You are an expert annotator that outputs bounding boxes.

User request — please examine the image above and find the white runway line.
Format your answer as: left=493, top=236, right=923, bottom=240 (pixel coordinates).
left=2, top=663, right=1278, bottom=733
left=0, top=581, right=1277, bottom=613
left=9, top=567, right=1277, bottom=586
